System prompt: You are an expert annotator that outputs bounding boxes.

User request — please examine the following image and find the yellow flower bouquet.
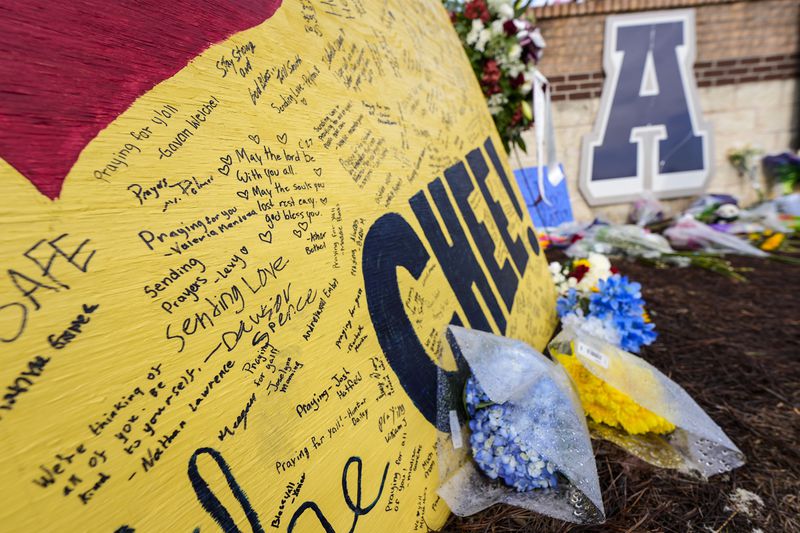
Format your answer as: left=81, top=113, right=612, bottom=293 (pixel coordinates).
left=548, top=328, right=744, bottom=477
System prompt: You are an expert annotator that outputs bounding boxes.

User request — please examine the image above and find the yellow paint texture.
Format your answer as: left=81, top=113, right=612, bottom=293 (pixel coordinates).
left=0, top=1, right=557, bottom=530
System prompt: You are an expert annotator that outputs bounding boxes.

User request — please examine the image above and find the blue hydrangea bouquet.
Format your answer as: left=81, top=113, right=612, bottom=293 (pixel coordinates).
left=464, top=375, right=559, bottom=491
left=436, top=326, right=605, bottom=524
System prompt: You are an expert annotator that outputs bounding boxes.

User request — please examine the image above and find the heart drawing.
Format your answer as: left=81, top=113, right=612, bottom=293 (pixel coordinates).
left=0, top=0, right=282, bottom=199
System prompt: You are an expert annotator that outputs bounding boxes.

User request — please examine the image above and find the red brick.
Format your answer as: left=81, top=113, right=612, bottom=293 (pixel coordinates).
left=568, top=73, right=591, bottom=81
left=716, top=59, right=738, bottom=67
left=763, top=72, right=790, bottom=80
left=551, top=93, right=567, bottom=102
left=773, top=63, right=796, bottom=73
left=568, top=91, right=592, bottom=100
left=771, top=55, right=795, bottom=65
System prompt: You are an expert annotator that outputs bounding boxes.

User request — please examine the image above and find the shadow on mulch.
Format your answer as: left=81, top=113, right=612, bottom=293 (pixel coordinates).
left=440, top=253, right=800, bottom=533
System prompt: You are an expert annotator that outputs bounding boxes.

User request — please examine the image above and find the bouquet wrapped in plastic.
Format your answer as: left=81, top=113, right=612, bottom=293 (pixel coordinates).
left=664, top=215, right=768, bottom=257
left=548, top=327, right=745, bottom=477
left=436, top=326, right=604, bottom=524
left=566, top=224, right=677, bottom=262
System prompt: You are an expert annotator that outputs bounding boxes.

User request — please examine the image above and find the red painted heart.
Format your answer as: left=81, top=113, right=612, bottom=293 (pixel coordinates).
left=0, top=0, right=282, bottom=199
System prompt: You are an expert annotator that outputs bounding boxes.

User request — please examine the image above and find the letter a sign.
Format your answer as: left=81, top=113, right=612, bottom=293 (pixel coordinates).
left=580, top=10, right=712, bottom=205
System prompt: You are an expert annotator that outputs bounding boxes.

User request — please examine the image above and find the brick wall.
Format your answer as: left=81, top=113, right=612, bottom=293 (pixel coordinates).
left=533, top=0, right=800, bottom=101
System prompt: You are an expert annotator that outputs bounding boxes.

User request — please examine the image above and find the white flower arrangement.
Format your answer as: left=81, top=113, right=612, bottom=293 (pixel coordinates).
left=550, top=252, right=614, bottom=296
left=446, top=0, right=546, bottom=150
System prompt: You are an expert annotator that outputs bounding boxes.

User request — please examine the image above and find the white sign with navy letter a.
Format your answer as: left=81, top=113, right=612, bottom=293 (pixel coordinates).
left=580, top=9, right=712, bottom=206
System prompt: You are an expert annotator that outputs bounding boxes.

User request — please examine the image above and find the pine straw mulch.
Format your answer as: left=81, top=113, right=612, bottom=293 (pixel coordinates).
left=440, top=252, right=800, bottom=533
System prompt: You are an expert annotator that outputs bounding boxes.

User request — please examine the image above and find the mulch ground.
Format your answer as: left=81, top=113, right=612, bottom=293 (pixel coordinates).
left=441, top=252, right=800, bottom=533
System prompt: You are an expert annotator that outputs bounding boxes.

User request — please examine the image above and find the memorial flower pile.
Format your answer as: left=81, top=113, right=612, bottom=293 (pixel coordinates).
left=446, top=0, right=545, bottom=150
left=550, top=254, right=657, bottom=353
left=465, top=375, right=559, bottom=491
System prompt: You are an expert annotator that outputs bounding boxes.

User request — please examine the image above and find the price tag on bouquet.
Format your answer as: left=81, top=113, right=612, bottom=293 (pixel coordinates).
left=576, top=341, right=610, bottom=369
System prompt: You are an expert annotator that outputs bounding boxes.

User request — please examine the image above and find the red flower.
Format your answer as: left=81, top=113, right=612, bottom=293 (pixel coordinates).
left=510, top=105, right=523, bottom=126
left=449, top=11, right=457, bottom=23
left=503, top=20, right=518, bottom=36
left=482, top=59, right=501, bottom=84
left=510, top=73, right=525, bottom=88
left=610, top=266, right=620, bottom=274
left=464, top=0, right=490, bottom=23
left=481, top=59, right=502, bottom=95
left=569, top=264, right=590, bottom=282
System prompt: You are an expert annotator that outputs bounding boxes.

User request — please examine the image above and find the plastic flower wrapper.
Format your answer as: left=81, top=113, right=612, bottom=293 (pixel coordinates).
left=436, top=325, right=604, bottom=524
left=548, top=327, right=745, bottom=477
left=628, top=192, right=666, bottom=227
left=565, top=223, right=753, bottom=280
left=739, top=198, right=797, bottom=232
left=566, top=224, right=683, bottom=263
left=664, top=215, right=768, bottom=257
left=775, top=192, right=800, bottom=217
